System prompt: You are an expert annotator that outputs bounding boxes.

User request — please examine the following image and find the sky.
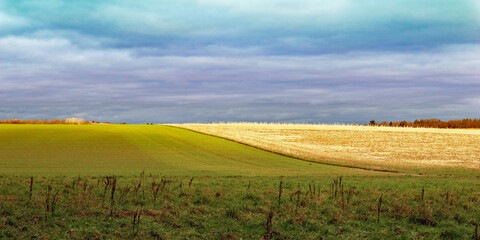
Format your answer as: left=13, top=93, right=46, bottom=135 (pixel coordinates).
left=1, top=0, right=479, bottom=124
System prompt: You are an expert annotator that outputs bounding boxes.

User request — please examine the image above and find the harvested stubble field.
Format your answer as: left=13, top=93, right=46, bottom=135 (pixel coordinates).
left=1, top=124, right=480, bottom=239
left=174, top=123, right=480, bottom=170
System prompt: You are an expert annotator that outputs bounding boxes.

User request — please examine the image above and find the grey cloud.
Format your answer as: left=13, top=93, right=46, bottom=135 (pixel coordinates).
left=1, top=34, right=480, bottom=123
left=2, top=0, right=479, bottom=55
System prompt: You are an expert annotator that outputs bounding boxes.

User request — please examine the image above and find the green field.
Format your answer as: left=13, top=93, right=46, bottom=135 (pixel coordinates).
left=1, top=124, right=480, bottom=239
left=0, top=124, right=373, bottom=176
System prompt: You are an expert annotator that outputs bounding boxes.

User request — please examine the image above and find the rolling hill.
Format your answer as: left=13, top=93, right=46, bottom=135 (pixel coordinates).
left=0, top=124, right=375, bottom=176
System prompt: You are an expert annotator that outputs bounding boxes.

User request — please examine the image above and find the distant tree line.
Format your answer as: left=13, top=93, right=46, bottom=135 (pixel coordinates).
left=0, top=119, right=131, bottom=125
left=0, top=118, right=91, bottom=125
left=369, top=118, right=480, bottom=128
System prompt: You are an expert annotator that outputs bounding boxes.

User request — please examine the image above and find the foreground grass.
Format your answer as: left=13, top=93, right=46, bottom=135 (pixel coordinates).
left=1, top=124, right=480, bottom=239
left=2, top=173, right=480, bottom=239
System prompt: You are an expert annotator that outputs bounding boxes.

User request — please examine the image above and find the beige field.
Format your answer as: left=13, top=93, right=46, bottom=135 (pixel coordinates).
left=172, top=123, right=480, bottom=169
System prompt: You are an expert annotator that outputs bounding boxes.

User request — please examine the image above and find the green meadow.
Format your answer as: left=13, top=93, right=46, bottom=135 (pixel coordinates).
left=1, top=124, right=480, bottom=239
left=0, top=124, right=369, bottom=176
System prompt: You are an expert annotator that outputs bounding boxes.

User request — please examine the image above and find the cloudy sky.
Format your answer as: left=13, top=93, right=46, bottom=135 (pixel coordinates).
left=1, top=1, right=479, bottom=123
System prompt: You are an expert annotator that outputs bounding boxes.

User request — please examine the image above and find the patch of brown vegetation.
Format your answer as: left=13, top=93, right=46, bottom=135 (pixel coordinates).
left=174, top=123, right=480, bottom=169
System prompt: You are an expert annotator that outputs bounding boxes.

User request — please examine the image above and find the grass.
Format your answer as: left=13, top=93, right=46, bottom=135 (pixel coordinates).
left=3, top=174, right=480, bottom=239
left=0, top=124, right=371, bottom=176
left=1, top=124, right=480, bottom=239
left=174, top=123, right=480, bottom=170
